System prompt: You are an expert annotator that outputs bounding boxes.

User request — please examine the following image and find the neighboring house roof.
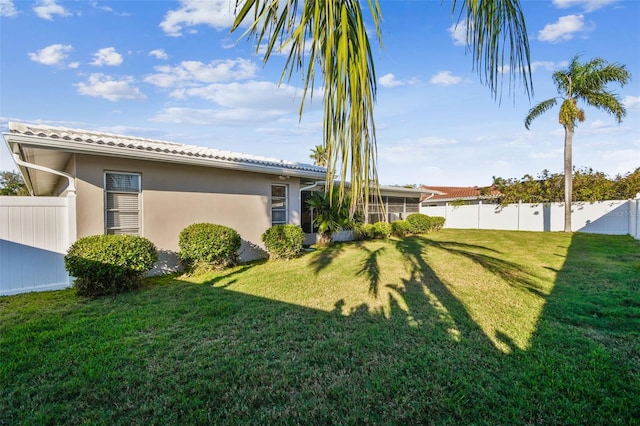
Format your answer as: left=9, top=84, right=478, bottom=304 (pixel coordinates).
left=4, top=122, right=327, bottom=195
left=420, top=185, right=500, bottom=203
left=311, top=181, right=442, bottom=198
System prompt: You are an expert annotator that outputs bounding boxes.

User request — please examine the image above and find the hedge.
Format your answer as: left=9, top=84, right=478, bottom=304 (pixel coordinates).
left=64, top=234, right=158, bottom=297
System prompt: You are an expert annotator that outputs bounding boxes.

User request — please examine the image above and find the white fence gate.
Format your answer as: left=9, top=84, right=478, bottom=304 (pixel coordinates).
left=421, top=199, right=640, bottom=239
left=0, top=195, right=76, bottom=296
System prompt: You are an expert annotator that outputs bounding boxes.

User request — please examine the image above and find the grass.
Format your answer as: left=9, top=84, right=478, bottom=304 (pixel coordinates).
left=1, top=230, right=639, bottom=425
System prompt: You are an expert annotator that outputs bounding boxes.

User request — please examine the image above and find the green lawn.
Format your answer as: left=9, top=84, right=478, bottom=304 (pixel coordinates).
left=1, top=230, right=639, bottom=425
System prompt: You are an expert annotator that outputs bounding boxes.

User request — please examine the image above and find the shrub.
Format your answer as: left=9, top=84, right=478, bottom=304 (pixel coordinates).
left=65, top=234, right=158, bottom=297
left=262, top=224, right=305, bottom=260
left=178, top=223, right=241, bottom=271
left=406, top=213, right=431, bottom=234
left=406, top=213, right=446, bottom=233
left=372, top=221, right=392, bottom=239
left=430, top=216, right=446, bottom=231
left=354, top=223, right=376, bottom=240
left=391, top=219, right=413, bottom=237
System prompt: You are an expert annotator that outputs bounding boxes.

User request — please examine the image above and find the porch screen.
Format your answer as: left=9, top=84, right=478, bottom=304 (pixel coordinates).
left=105, top=172, right=141, bottom=235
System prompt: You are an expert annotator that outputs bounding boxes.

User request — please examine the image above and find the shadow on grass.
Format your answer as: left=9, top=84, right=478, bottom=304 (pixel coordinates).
left=308, top=242, right=346, bottom=274
left=398, top=236, right=549, bottom=297
left=357, top=246, right=385, bottom=297
left=2, top=233, right=638, bottom=425
left=495, top=233, right=640, bottom=422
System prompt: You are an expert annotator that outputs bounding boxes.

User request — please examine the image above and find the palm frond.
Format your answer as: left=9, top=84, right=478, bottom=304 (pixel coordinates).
left=524, top=98, right=557, bottom=129
left=453, top=0, right=533, bottom=100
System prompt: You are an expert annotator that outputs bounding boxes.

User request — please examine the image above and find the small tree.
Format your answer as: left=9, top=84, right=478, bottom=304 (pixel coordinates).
left=306, top=190, right=357, bottom=245
left=0, top=171, right=28, bottom=196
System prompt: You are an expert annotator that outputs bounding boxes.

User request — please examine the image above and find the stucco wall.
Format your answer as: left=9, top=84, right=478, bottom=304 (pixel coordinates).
left=73, top=154, right=304, bottom=268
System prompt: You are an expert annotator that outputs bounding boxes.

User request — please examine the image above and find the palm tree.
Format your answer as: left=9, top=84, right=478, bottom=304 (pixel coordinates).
left=232, top=0, right=533, bottom=215
left=306, top=190, right=356, bottom=245
left=524, top=55, right=630, bottom=232
left=309, top=144, right=328, bottom=167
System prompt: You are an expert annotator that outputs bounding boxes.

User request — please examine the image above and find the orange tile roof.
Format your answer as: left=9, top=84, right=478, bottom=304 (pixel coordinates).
left=419, top=186, right=500, bottom=202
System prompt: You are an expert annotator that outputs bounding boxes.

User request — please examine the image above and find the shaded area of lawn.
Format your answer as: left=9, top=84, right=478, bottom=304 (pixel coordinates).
left=1, top=231, right=638, bottom=424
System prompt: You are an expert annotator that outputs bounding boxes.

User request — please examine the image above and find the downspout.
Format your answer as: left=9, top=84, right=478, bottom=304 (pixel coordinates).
left=12, top=153, right=78, bottom=255
left=12, top=153, right=76, bottom=195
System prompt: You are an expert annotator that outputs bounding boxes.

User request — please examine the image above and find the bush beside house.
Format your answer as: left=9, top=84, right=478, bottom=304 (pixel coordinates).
left=262, top=224, right=305, bottom=260
left=64, top=235, right=158, bottom=297
left=178, top=223, right=242, bottom=272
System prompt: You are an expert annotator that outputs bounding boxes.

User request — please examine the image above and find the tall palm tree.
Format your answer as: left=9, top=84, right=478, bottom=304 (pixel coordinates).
left=524, top=55, right=630, bottom=232
left=232, top=0, right=533, bottom=215
left=309, top=144, right=328, bottom=167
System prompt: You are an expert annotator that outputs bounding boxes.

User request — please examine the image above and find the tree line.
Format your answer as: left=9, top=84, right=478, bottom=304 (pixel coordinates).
left=492, top=168, right=640, bottom=204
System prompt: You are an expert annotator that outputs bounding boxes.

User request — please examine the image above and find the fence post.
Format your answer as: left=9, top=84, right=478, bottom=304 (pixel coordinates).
left=478, top=201, right=482, bottom=229
left=636, top=199, right=640, bottom=239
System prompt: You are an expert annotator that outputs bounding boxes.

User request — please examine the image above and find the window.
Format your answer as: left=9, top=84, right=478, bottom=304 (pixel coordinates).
left=105, top=172, right=141, bottom=235
left=271, top=184, right=288, bottom=225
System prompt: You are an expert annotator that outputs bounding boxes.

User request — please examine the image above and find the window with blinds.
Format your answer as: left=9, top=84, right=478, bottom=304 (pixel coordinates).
left=105, top=172, right=141, bottom=235
left=271, top=184, right=288, bottom=225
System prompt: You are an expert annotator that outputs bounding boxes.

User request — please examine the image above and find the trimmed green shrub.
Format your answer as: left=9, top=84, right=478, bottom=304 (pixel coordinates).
left=65, top=234, right=158, bottom=297
left=372, top=221, right=392, bottom=239
left=406, top=213, right=446, bottom=233
left=354, top=223, right=376, bottom=240
left=178, top=223, right=241, bottom=271
left=406, top=213, right=431, bottom=234
left=391, top=219, right=413, bottom=237
left=430, top=216, right=446, bottom=231
left=262, top=224, right=305, bottom=260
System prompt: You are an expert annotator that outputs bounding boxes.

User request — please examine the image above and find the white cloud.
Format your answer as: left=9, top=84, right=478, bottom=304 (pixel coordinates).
left=33, top=0, right=70, bottom=20
left=0, top=0, right=17, bottom=17
left=152, top=80, right=322, bottom=126
left=28, top=44, right=73, bottom=66
left=538, top=14, right=588, bottom=42
left=590, top=120, right=610, bottom=129
left=76, top=74, right=146, bottom=101
left=149, top=49, right=169, bottom=60
left=379, top=73, right=404, bottom=88
left=89, top=1, right=127, bottom=15
left=552, top=0, right=617, bottom=12
left=623, top=95, right=640, bottom=110
left=145, top=58, right=258, bottom=88
left=430, top=71, right=462, bottom=86
left=170, top=80, right=312, bottom=109
left=160, top=0, right=240, bottom=37
left=90, top=47, right=123, bottom=67
left=530, top=148, right=563, bottom=160
left=531, top=60, right=569, bottom=72
left=448, top=19, right=468, bottom=46
left=152, top=106, right=285, bottom=126
left=379, top=136, right=458, bottom=164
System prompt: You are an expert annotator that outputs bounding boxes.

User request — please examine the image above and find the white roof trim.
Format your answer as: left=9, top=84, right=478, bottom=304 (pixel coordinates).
left=5, top=122, right=327, bottom=179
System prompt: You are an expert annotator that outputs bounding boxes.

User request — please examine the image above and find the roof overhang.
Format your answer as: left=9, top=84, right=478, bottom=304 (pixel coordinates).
left=3, top=126, right=327, bottom=196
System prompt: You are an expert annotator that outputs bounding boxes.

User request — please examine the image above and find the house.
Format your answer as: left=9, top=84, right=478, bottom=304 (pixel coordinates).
left=2, top=122, right=431, bottom=292
left=420, top=185, right=500, bottom=207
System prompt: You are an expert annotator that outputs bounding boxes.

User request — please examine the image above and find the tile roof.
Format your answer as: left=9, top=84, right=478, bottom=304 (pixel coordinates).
left=420, top=185, right=500, bottom=202
left=6, top=121, right=326, bottom=176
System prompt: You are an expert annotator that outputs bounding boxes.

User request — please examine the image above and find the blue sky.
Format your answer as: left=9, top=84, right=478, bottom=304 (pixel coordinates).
left=1, top=0, right=638, bottom=186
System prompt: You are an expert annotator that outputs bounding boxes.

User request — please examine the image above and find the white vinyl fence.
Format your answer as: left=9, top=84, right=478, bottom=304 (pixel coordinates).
left=0, top=195, right=76, bottom=296
left=421, top=199, right=640, bottom=239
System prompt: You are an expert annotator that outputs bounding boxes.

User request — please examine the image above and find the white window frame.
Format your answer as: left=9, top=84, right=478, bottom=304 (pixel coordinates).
left=104, top=171, right=141, bottom=235
left=271, top=184, right=288, bottom=225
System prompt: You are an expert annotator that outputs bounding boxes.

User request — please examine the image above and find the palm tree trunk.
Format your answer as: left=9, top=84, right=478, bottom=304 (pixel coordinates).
left=563, top=126, right=573, bottom=232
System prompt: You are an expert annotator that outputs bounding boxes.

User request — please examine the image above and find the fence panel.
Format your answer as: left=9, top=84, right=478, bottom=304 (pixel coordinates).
left=421, top=199, right=638, bottom=238
left=0, top=196, right=73, bottom=296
